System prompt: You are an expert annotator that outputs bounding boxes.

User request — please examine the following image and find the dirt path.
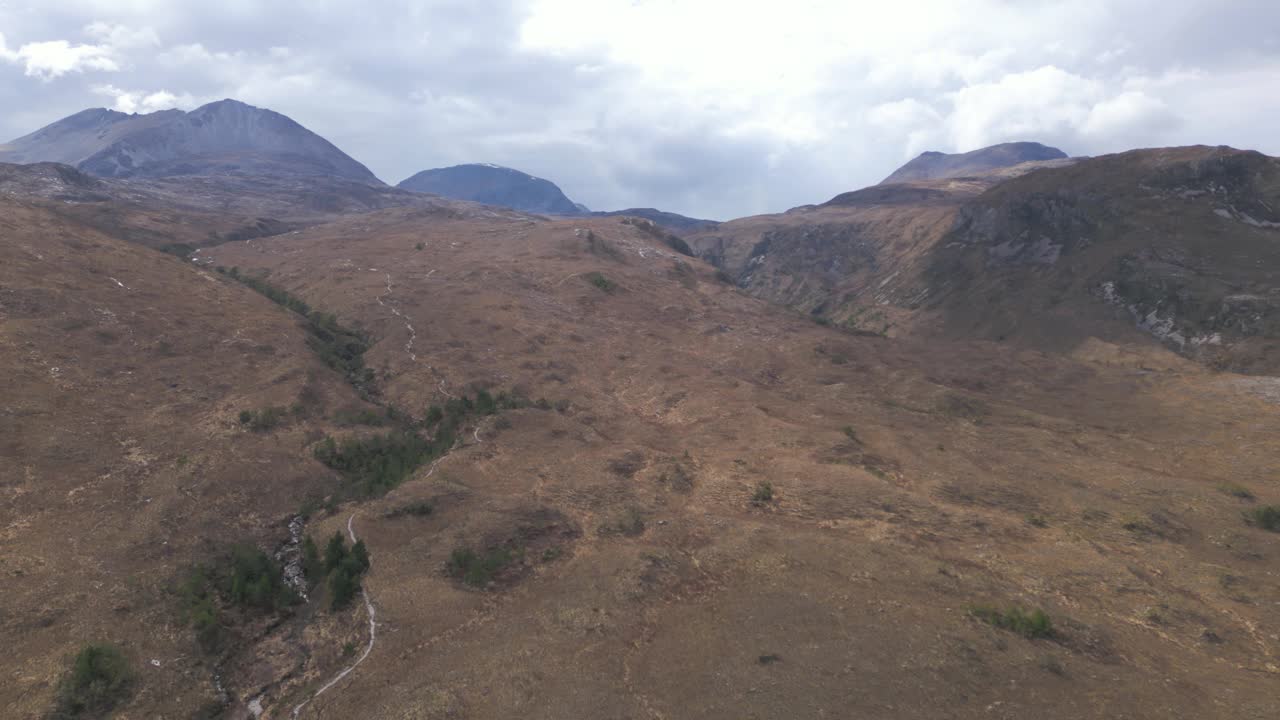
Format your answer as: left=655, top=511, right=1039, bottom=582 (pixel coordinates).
left=290, top=419, right=485, bottom=717
left=376, top=272, right=418, bottom=362
left=290, top=514, right=377, bottom=719
left=376, top=269, right=458, bottom=402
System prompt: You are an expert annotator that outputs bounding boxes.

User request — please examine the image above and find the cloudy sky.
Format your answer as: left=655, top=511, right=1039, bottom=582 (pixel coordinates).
left=2, top=0, right=1278, bottom=219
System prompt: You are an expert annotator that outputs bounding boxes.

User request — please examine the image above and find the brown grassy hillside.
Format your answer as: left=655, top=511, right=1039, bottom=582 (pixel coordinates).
left=177, top=209, right=1280, bottom=719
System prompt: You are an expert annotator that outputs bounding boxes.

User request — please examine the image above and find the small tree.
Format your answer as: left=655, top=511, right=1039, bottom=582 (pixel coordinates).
left=53, top=644, right=135, bottom=718
left=324, top=532, right=348, bottom=572
left=352, top=539, right=371, bottom=572
left=302, top=535, right=322, bottom=585
left=329, top=565, right=360, bottom=610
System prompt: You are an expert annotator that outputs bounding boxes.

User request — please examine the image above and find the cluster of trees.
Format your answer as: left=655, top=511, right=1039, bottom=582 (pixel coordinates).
left=179, top=545, right=297, bottom=654
left=316, top=390, right=521, bottom=498
left=304, top=532, right=370, bottom=610
left=215, top=266, right=374, bottom=394
left=313, top=431, right=438, bottom=497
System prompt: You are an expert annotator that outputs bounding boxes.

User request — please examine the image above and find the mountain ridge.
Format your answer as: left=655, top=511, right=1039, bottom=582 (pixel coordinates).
left=880, top=141, right=1070, bottom=184
left=0, top=99, right=380, bottom=183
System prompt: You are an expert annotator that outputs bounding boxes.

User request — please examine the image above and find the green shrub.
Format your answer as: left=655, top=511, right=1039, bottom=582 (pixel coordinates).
left=53, top=644, right=135, bottom=718
left=1246, top=505, right=1280, bottom=532
left=970, top=605, right=1055, bottom=639
left=178, top=568, right=223, bottom=653
left=239, top=406, right=287, bottom=432
left=585, top=272, right=616, bottom=293
left=447, top=546, right=513, bottom=588
left=752, top=481, right=775, bottom=504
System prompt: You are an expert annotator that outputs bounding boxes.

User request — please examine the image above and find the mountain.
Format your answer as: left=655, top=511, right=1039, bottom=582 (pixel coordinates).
left=689, top=144, right=1280, bottom=373
left=0, top=99, right=380, bottom=182
left=881, top=141, right=1069, bottom=184
left=397, top=163, right=719, bottom=232
left=397, top=163, right=580, bottom=215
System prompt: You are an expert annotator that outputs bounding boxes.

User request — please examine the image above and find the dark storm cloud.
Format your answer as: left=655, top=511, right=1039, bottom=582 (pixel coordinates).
left=2, top=1, right=1279, bottom=219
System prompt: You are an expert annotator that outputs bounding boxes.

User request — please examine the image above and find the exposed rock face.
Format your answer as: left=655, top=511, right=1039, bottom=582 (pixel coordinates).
left=0, top=100, right=379, bottom=182
left=397, top=163, right=580, bottom=214
left=880, top=141, right=1068, bottom=184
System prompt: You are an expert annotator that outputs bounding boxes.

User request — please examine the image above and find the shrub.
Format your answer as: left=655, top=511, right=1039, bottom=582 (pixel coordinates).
left=585, top=272, right=616, bottom=293
left=447, top=546, right=513, bottom=588
left=415, top=242, right=425, bottom=251
left=53, top=644, right=135, bottom=718
left=1245, top=505, right=1280, bottom=532
left=239, top=406, right=287, bottom=432
left=752, top=481, right=775, bottom=504
left=970, top=605, right=1055, bottom=639
left=1219, top=483, right=1256, bottom=501
left=178, top=568, right=223, bottom=653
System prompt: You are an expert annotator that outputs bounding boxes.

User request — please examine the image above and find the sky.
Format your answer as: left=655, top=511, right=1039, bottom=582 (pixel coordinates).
left=1, top=0, right=1278, bottom=220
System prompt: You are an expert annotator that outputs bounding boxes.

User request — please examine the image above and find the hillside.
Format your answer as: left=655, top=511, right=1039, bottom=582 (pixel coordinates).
left=0, top=196, right=372, bottom=717
left=190, top=209, right=1280, bottom=719
left=689, top=145, right=1280, bottom=373
left=0, top=100, right=380, bottom=182
left=881, top=141, right=1070, bottom=184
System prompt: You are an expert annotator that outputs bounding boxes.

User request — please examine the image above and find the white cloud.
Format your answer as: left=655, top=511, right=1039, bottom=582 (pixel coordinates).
left=92, top=83, right=199, bottom=113
left=10, top=39, right=119, bottom=79
left=1081, top=90, right=1174, bottom=139
left=0, top=22, right=159, bottom=80
left=944, top=66, right=1101, bottom=150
